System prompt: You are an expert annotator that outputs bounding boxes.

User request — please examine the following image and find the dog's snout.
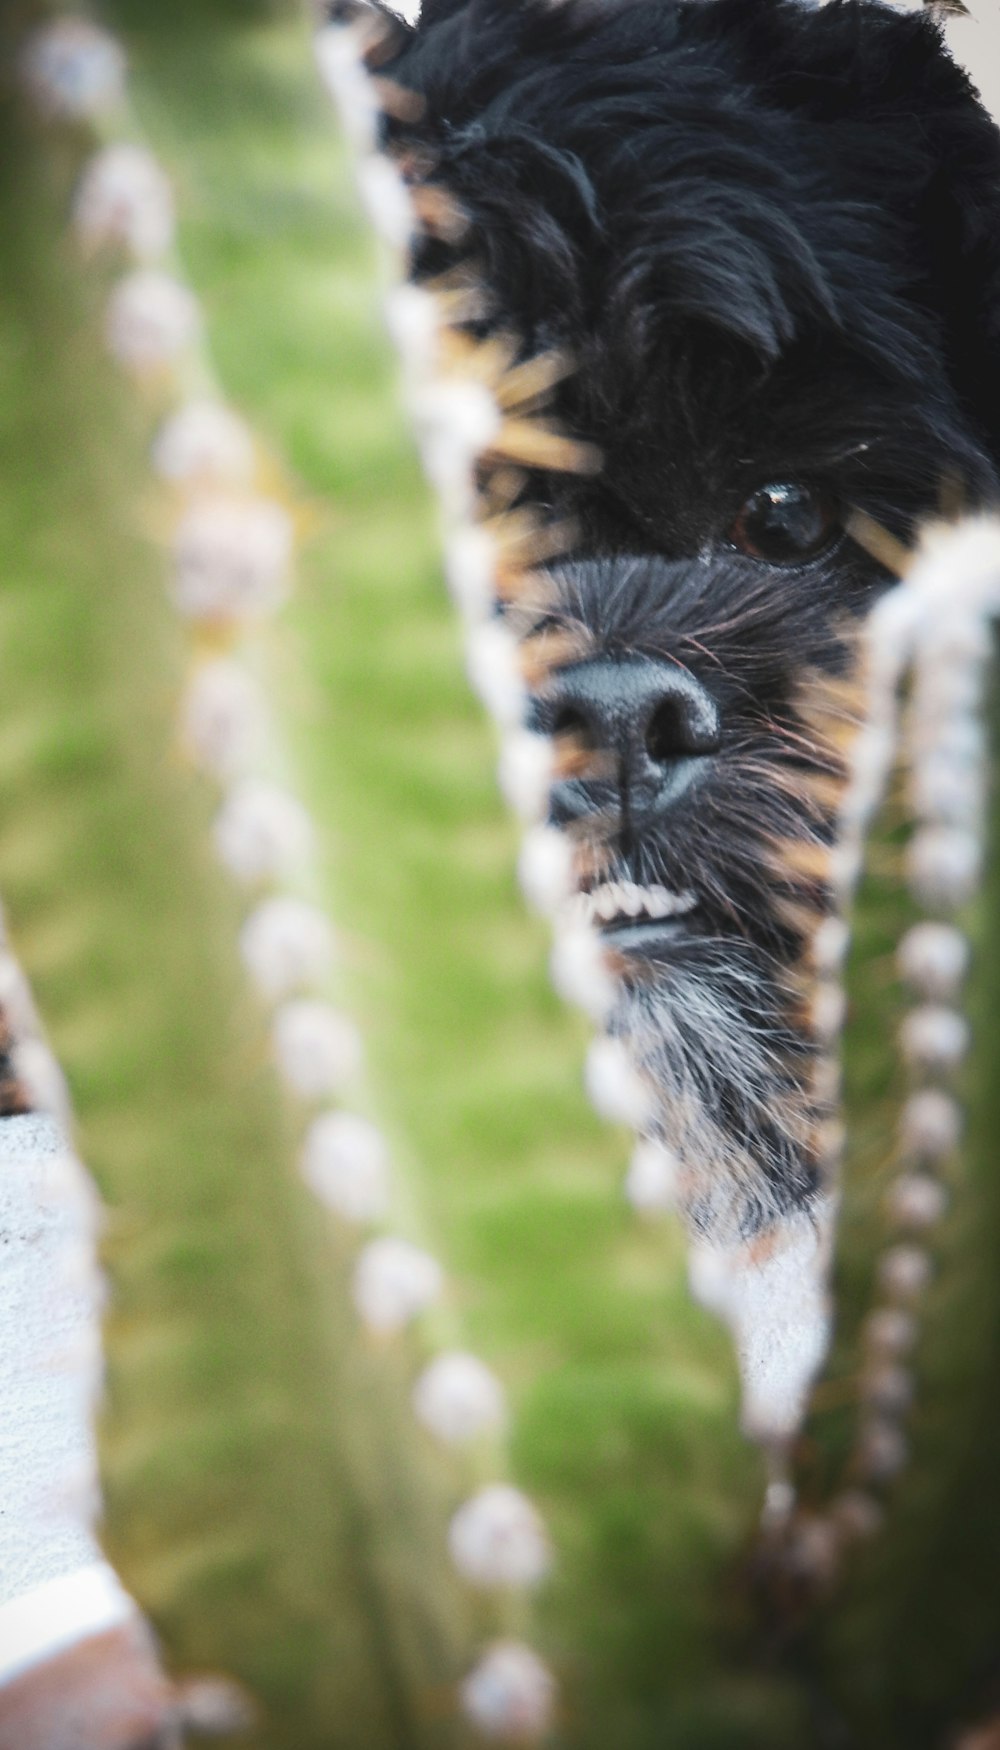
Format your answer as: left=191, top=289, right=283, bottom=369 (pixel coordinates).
left=539, top=655, right=720, bottom=821
left=642, top=682, right=720, bottom=765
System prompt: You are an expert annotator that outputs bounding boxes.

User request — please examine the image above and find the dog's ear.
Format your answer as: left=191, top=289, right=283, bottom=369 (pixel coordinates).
left=676, top=1, right=1000, bottom=466
left=745, top=0, right=1000, bottom=470
left=911, top=43, right=1000, bottom=467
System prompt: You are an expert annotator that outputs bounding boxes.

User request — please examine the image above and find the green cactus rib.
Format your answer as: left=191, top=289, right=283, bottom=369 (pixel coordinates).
left=782, top=648, right=1000, bottom=1747
left=0, top=27, right=488, bottom=1750
left=99, top=2, right=1000, bottom=1737
left=102, top=5, right=820, bottom=1744
left=821, top=694, right=1000, bottom=1747
left=0, top=1, right=826, bottom=1744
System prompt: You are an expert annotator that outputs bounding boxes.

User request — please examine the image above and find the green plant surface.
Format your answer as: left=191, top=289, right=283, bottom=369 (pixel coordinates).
left=0, top=25, right=478, bottom=1750
left=96, top=5, right=806, bottom=1743
left=797, top=813, right=916, bottom=1505
left=0, top=0, right=821, bottom=1742
left=809, top=679, right=1000, bottom=1749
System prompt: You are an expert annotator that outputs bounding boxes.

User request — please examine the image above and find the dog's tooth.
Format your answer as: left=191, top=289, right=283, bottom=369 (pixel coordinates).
left=619, top=883, right=644, bottom=918
left=645, top=890, right=672, bottom=919
left=595, top=885, right=620, bottom=921
left=664, top=888, right=697, bottom=916
left=583, top=880, right=699, bottom=927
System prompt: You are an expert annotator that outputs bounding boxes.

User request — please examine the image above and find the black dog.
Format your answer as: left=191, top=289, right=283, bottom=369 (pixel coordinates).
left=369, top=0, right=1000, bottom=1244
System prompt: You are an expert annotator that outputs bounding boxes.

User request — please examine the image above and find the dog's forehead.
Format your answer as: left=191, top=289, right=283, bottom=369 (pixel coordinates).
left=392, top=0, right=1000, bottom=454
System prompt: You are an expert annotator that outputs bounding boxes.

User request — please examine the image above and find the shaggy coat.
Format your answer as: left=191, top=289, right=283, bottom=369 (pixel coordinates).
left=372, top=0, right=1000, bottom=1237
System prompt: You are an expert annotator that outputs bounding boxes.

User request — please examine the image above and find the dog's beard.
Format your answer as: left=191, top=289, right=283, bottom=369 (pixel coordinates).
left=526, top=553, right=853, bottom=1244
left=613, top=941, right=825, bottom=1244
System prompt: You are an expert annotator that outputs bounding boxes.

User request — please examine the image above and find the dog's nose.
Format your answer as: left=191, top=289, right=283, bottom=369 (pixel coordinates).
left=540, top=656, right=720, bottom=822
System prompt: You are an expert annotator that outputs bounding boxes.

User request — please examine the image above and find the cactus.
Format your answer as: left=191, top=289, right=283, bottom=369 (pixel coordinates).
left=0, top=4, right=773, bottom=1746
left=777, top=522, right=1000, bottom=1750
left=2, top=12, right=483, bottom=1748
left=3, top=3, right=1000, bottom=1749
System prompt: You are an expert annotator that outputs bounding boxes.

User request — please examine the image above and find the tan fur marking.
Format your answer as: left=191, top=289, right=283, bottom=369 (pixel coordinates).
left=409, top=183, right=470, bottom=242
left=489, top=419, right=602, bottom=475
left=494, top=350, right=577, bottom=410
left=770, top=839, right=834, bottom=884
left=370, top=77, right=427, bottom=122
left=518, top=625, right=595, bottom=686
left=552, top=734, right=615, bottom=781
left=844, top=507, right=914, bottom=578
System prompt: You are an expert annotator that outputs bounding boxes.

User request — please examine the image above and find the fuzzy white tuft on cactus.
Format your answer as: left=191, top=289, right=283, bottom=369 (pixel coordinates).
left=412, top=1351, right=507, bottom=1446
left=180, top=660, right=268, bottom=781
left=442, top=525, right=499, bottom=624
left=21, top=20, right=126, bottom=121
left=383, top=284, right=443, bottom=390
left=885, top=1174, right=948, bottom=1232
left=412, top=379, right=502, bottom=512
left=271, top=1000, right=363, bottom=1099
left=583, top=1035, right=652, bottom=1128
left=549, top=923, right=616, bottom=1022
left=459, top=1641, right=558, bottom=1743
left=239, top=898, right=335, bottom=1000
left=314, top=23, right=380, bottom=152
left=624, top=1138, right=681, bottom=1217
left=906, top=824, right=981, bottom=911
left=105, top=270, right=201, bottom=373
left=516, top=825, right=575, bottom=917
left=170, top=496, right=294, bottom=624
left=465, top=620, right=527, bottom=729
left=899, top=1087, right=962, bottom=1162
left=877, top=1245, right=933, bottom=1302
left=497, top=731, right=554, bottom=823
left=898, top=1005, right=969, bottom=1073
left=73, top=144, right=175, bottom=260
left=299, top=1112, right=391, bottom=1225
left=356, top=155, right=417, bottom=253
left=213, top=780, right=313, bottom=884
left=152, top=400, right=255, bottom=487
left=352, top=1237, right=444, bottom=1334
left=896, top=921, right=969, bottom=1000
left=448, top=1485, right=553, bottom=1591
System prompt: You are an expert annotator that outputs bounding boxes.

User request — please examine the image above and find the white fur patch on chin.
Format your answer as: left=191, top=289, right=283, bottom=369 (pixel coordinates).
left=688, top=1198, right=836, bottom=1445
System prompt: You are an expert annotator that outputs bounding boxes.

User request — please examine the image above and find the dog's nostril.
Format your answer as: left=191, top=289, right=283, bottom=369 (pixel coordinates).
left=645, top=694, right=719, bottom=765
left=552, top=703, right=597, bottom=745
left=645, top=698, right=686, bottom=766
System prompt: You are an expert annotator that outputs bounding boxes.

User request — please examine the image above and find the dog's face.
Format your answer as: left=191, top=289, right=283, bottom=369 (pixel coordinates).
left=379, top=0, right=1000, bottom=1240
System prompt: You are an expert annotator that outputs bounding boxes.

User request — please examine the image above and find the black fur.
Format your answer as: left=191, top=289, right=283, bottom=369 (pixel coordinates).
left=375, top=0, right=1000, bottom=1237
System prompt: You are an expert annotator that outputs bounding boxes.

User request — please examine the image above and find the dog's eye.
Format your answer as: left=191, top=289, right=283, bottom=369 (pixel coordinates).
left=729, top=483, right=838, bottom=563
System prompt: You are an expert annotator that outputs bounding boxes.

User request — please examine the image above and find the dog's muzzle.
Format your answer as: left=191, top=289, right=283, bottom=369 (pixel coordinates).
left=530, top=653, right=719, bottom=950
left=537, top=653, right=720, bottom=820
